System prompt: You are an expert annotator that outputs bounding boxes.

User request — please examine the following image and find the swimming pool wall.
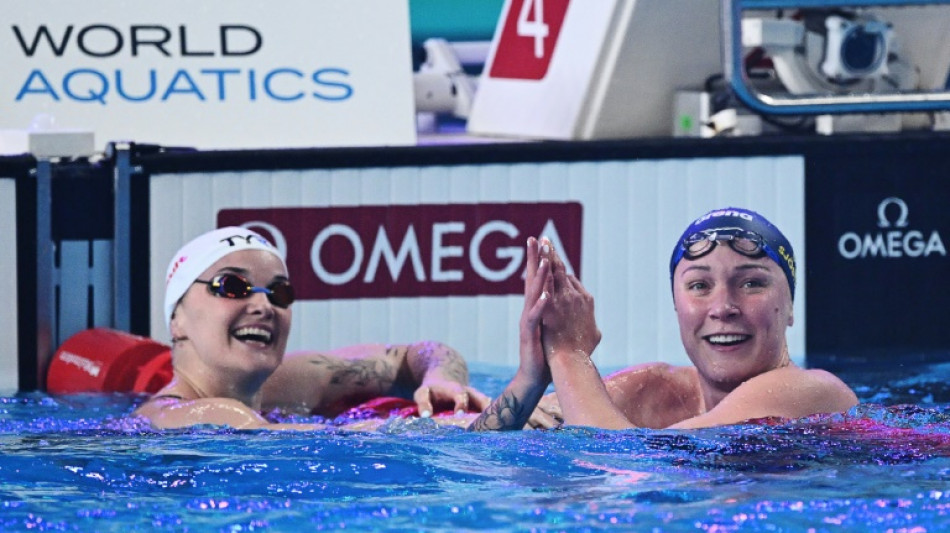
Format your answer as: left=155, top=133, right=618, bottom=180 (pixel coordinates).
left=5, top=133, right=950, bottom=392
left=3, top=157, right=117, bottom=391
left=1, top=168, right=21, bottom=392
left=147, top=153, right=804, bottom=372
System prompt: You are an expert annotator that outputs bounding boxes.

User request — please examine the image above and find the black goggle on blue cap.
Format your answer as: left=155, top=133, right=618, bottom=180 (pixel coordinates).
left=669, top=207, right=797, bottom=299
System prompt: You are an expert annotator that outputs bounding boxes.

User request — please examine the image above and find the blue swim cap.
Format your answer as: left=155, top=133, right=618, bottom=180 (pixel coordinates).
left=669, top=207, right=796, bottom=299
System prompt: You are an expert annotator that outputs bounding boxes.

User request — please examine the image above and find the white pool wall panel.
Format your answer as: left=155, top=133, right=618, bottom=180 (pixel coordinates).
left=0, top=178, right=18, bottom=392
left=149, top=156, right=805, bottom=369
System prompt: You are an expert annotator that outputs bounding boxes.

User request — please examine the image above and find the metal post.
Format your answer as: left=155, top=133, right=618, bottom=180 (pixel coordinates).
left=113, top=143, right=132, bottom=332
left=34, top=159, right=54, bottom=389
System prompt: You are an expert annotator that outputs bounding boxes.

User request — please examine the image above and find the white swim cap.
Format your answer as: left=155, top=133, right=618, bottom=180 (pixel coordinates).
left=163, top=226, right=286, bottom=330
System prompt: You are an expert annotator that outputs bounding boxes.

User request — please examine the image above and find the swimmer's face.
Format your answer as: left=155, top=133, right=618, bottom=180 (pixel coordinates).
left=170, top=249, right=292, bottom=387
left=672, top=243, right=793, bottom=391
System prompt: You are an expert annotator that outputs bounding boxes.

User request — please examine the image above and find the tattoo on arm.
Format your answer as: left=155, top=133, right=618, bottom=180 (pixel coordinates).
left=307, top=355, right=397, bottom=393
left=468, top=391, right=529, bottom=431
left=439, top=357, right=468, bottom=384
left=384, top=345, right=406, bottom=363
left=408, top=342, right=470, bottom=385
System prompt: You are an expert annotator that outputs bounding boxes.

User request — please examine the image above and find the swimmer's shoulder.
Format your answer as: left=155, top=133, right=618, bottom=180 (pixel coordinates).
left=757, top=364, right=852, bottom=389
left=132, top=393, right=179, bottom=425
left=604, top=362, right=699, bottom=389
left=134, top=382, right=190, bottom=410
left=787, top=365, right=859, bottom=409
left=603, top=362, right=702, bottom=428
left=133, top=381, right=258, bottom=429
left=134, top=394, right=272, bottom=430
left=133, top=381, right=191, bottom=420
left=739, top=365, right=858, bottom=413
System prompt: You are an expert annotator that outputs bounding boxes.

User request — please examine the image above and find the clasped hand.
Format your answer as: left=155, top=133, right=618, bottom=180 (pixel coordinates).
left=519, top=237, right=602, bottom=387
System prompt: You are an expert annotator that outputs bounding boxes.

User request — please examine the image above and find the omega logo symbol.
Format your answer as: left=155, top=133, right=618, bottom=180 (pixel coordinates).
left=838, top=197, right=946, bottom=259
left=876, top=197, right=909, bottom=228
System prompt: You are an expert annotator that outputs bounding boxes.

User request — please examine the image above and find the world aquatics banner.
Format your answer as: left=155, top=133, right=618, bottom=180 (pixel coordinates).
left=0, top=0, right=417, bottom=150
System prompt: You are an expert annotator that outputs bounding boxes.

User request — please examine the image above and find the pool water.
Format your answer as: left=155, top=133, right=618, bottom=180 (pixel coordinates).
left=3, top=363, right=950, bottom=531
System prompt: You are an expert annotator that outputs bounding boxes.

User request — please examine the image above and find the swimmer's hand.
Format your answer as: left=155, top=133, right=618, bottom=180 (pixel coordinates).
left=519, top=237, right=558, bottom=430
left=525, top=404, right=562, bottom=429
left=540, top=242, right=601, bottom=359
left=522, top=237, right=553, bottom=384
left=404, top=340, right=486, bottom=416
left=469, top=237, right=555, bottom=432
left=534, top=393, right=564, bottom=424
left=413, top=381, right=491, bottom=417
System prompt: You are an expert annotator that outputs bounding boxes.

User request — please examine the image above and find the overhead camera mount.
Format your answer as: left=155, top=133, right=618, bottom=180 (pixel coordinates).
left=742, top=9, right=917, bottom=97
left=722, top=0, right=950, bottom=117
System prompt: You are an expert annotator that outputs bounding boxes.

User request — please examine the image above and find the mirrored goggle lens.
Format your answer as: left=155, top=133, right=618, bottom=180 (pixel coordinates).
left=684, top=235, right=715, bottom=259
left=208, top=274, right=295, bottom=308
left=681, top=229, right=765, bottom=260
left=264, top=281, right=295, bottom=308
left=729, top=236, right=764, bottom=256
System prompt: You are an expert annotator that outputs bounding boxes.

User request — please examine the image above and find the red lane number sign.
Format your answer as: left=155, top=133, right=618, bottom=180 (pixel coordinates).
left=489, top=0, right=570, bottom=80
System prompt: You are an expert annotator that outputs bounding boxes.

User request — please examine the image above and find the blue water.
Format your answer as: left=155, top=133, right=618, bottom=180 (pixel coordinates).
left=3, top=363, right=950, bottom=532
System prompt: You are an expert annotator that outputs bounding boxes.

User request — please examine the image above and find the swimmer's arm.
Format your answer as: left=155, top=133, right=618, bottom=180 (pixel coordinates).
left=574, top=364, right=699, bottom=429
left=322, top=341, right=492, bottom=415
left=547, top=351, right=637, bottom=429
left=402, top=341, right=491, bottom=415
left=668, top=367, right=859, bottom=429
left=263, top=342, right=488, bottom=416
left=469, top=276, right=550, bottom=430
left=541, top=241, right=633, bottom=430
left=261, top=346, right=396, bottom=415
left=468, top=370, right=549, bottom=430
left=530, top=365, right=701, bottom=429
left=134, top=397, right=326, bottom=431
left=469, top=236, right=559, bottom=431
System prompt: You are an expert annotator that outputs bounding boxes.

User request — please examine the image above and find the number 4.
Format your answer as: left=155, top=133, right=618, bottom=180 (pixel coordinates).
left=517, top=0, right=550, bottom=59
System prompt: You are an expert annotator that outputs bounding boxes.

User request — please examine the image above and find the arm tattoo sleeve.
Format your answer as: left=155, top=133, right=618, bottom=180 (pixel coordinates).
left=467, top=391, right=529, bottom=431
left=306, top=354, right=397, bottom=393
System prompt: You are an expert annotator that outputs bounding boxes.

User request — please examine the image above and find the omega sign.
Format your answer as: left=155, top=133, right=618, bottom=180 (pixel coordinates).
left=217, top=203, right=583, bottom=299
left=838, top=197, right=946, bottom=259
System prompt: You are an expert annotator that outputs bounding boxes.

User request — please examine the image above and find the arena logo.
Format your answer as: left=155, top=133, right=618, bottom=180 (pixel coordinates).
left=217, top=202, right=583, bottom=299
left=838, top=197, right=946, bottom=259
left=691, top=208, right=754, bottom=225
